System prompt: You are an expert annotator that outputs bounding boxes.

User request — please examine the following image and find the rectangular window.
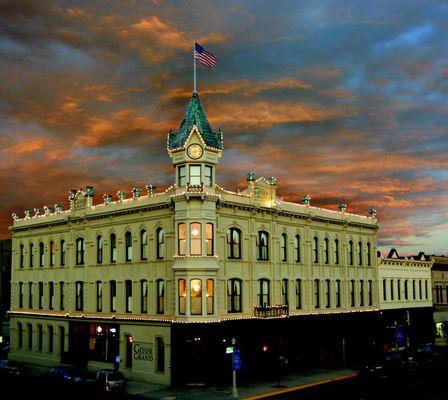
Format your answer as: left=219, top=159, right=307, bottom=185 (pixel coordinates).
left=189, top=165, right=201, bottom=185
left=50, top=241, right=55, bottom=267
left=206, top=279, right=214, bottom=315
left=37, top=325, right=42, bottom=352
left=314, top=280, right=320, bottom=308
left=390, top=279, right=394, bottom=301
left=38, top=282, right=43, bottom=310
left=204, top=165, right=213, bottom=186
left=336, top=280, right=341, bottom=307
left=412, top=280, right=416, bottom=299
left=368, top=280, right=373, bottom=306
left=282, top=279, right=288, bottom=305
left=96, top=281, right=103, bottom=312
left=404, top=280, right=408, bottom=300
left=227, top=279, right=242, bottom=313
left=190, top=223, right=202, bottom=255
left=206, top=223, right=214, bottom=256
left=397, top=280, right=401, bottom=300
left=18, top=323, right=23, bottom=349
left=110, top=235, right=117, bottom=263
left=350, top=280, right=355, bottom=307
left=125, top=280, right=132, bottom=313
left=19, top=282, right=23, bottom=308
left=334, top=239, right=339, bottom=265
left=27, top=324, right=32, bottom=350
left=97, top=236, right=103, bottom=264
left=383, top=279, right=387, bottom=301
left=325, top=280, right=331, bottom=308
left=29, top=243, right=33, bottom=268
left=60, top=240, right=65, bottom=266
left=425, top=280, right=428, bottom=299
left=49, top=282, right=54, bottom=310
left=259, top=280, right=270, bottom=307
left=76, top=282, right=84, bottom=311
left=178, top=223, right=186, bottom=256
left=20, top=244, right=24, bottom=268
left=190, top=279, right=202, bottom=315
left=110, top=281, right=116, bottom=312
left=178, top=165, right=186, bottom=186
left=141, top=280, right=148, bottom=314
left=29, top=282, right=33, bottom=309
left=360, top=280, right=364, bottom=306
left=178, top=279, right=186, bottom=315
left=296, top=279, right=302, bottom=309
left=59, top=282, right=65, bottom=310
left=48, top=325, right=54, bottom=353
left=156, top=337, right=165, bottom=373
left=157, top=280, right=165, bottom=314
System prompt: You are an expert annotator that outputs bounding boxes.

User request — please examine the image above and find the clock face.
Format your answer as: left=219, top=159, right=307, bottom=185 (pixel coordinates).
left=187, top=144, right=203, bottom=159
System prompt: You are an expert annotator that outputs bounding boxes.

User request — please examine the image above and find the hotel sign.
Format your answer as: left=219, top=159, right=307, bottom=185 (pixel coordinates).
left=133, top=343, right=153, bottom=362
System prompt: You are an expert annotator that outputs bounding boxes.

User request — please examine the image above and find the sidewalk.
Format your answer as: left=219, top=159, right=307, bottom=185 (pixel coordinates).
left=126, top=368, right=359, bottom=400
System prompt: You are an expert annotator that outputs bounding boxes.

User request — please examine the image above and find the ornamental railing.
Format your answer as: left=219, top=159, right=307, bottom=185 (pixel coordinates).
left=254, top=304, right=289, bottom=318
left=186, top=183, right=204, bottom=193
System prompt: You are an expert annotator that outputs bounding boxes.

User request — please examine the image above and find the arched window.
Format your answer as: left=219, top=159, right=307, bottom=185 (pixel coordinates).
left=206, top=279, right=214, bottom=315
left=334, top=239, right=339, bottom=265
left=324, top=238, right=329, bottom=264
left=125, top=231, right=132, bottom=261
left=206, top=223, right=214, bottom=256
left=140, top=230, right=148, bottom=261
left=157, top=279, right=165, bottom=314
left=140, top=280, right=148, bottom=314
left=314, top=279, right=320, bottom=308
left=190, top=279, right=202, bottom=315
left=20, top=244, right=24, bottom=268
left=75, top=281, right=84, bottom=311
left=19, top=282, right=23, bottom=308
left=29, top=242, right=34, bottom=268
left=125, top=280, right=132, bottom=312
left=96, top=281, right=103, bottom=312
left=358, top=241, right=363, bottom=265
left=97, top=236, right=103, bottom=264
left=110, top=233, right=117, bottom=263
left=178, top=279, right=186, bottom=315
left=110, top=280, right=117, bottom=312
left=257, top=231, right=269, bottom=261
left=189, top=224, right=201, bottom=256
left=349, top=240, right=354, bottom=265
left=294, top=235, right=301, bottom=263
left=75, top=238, right=85, bottom=265
left=367, top=242, right=371, bottom=266
left=296, top=279, right=302, bottom=309
left=325, top=279, right=331, bottom=308
left=39, top=242, right=44, bottom=267
left=313, top=236, right=319, bottom=264
left=281, top=233, right=287, bottom=262
left=178, top=223, right=186, bottom=256
left=156, top=228, right=165, bottom=259
left=227, top=279, right=242, bottom=313
left=227, top=228, right=241, bottom=259
left=49, top=282, right=54, bottom=310
left=60, top=240, right=65, bottom=267
left=50, top=241, right=55, bottom=267
left=282, top=279, right=288, bottom=305
left=258, top=279, right=270, bottom=306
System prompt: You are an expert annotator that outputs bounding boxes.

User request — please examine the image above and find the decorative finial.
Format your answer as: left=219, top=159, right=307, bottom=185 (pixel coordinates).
left=268, top=177, right=277, bottom=185
left=12, top=213, right=19, bottom=221
left=132, top=188, right=142, bottom=199
left=246, top=172, right=255, bottom=182
left=33, top=208, right=40, bottom=217
left=146, top=185, right=156, bottom=196
left=85, top=186, right=95, bottom=197
left=301, top=195, right=311, bottom=206
left=43, top=206, right=52, bottom=215
left=338, top=202, right=347, bottom=212
left=117, top=191, right=126, bottom=201
left=24, top=210, right=32, bottom=219
left=54, top=204, right=63, bottom=213
left=103, top=194, right=112, bottom=205
left=369, top=208, right=377, bottom=217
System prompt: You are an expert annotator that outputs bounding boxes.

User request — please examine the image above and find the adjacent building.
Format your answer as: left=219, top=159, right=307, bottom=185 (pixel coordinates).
left=9, top=92, right=383, bottom=384
left=0, top=239, right=12, bottom=344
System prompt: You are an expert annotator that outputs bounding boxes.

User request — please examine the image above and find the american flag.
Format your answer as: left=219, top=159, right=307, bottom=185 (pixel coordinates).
left=194, top=42, right=217, bottom=70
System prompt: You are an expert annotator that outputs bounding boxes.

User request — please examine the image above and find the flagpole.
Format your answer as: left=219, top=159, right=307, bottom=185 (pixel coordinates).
left=193, top=42, right=197, bottom=93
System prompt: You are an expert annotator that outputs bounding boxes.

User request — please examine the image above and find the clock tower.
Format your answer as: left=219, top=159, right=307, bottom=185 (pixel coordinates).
left=167, top=92, right=223, bottom=191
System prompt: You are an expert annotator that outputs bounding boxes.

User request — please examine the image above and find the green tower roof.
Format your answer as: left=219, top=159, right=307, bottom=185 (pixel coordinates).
left=168, top=92, right=223, bottom=150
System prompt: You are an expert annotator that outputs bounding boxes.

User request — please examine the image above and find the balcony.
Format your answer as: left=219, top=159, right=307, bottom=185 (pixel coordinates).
left=254, top=304, right=289, bottom=318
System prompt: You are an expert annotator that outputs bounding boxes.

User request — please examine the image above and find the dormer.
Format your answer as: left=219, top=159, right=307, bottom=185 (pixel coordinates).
left=167, top=93, right=223, bottom=190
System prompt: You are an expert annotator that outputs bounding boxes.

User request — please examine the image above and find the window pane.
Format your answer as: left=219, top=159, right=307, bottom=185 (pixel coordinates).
left=204, top=165, right=213, bottom=186
left=206, top=279, right=214, bottom=315
left=178, top=224, right=186, bottom=256
left=178, top=165, right=186, bottom=186
left=206, top=223, right=213, bottom=256
left=190, top=223, right=201, bottom=255
left=178, top=279, right=186, bottom=315
left=189, top=165, right=201, bottom=185
left=190, top=279, right=202, bottom=315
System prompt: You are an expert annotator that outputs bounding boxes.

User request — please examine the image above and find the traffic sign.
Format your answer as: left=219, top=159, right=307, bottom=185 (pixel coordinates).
left=233, top=349, right=242, bottom=371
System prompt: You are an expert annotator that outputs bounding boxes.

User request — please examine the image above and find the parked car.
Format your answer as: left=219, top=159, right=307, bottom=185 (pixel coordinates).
left=72, top=370, right=97, bottom=387
left=95, top=369, right=126, bottom=393
left=0, top=359, right=26, bottom=377
left=361, top=351, right=408, bottom=380
left=41, top=365, right=80, bottom=384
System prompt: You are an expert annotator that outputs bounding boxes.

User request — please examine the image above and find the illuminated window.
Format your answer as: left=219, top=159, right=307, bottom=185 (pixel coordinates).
left=227, top=228, right=241, bottom=259
left=140, top=230, right=148, bottom=261
left=257, top=231, right=269, bottom=261
left=178, top=165, right=186, bottom=186
left=282, top=279, right=288, bottom=305
left=19, top=282, right=23, bottom=308
left=76, top=238, right=85, bottom=265
left=178, top=223, right=186, bottom=256
left=60, top=240, right=65, bottom=267
left=97, top=236, right=103, bottom=264
left=38, top=282, right=43, bottom=309
left=227, top=279, right=242, bottom=313
left=325, top=279, right=331, bottom=308
left=50, top=241, right=55, bottom=267
left=204, top=165, right=213, bottom=186
left=349, top=241, right=354, bottom=266
left=189, top=165, right=201, bottom=185
left=296, top=279, right=302, bottom=309
left=110, top=233, right=117, bottom=263
left=20, top=244, right=24, bottom=268
left=334, top=239, right=339, bottom=265
left=29, top=243, right=33, bottom=268
left=59, top=281, right=65, bottom=310
left=258, top=279, right=270, bottom=307
left=178, top=279, right=186, bottom=315
left=350, top=280, right=355, bottom=307
left=157, top=279, right=165, bottom=314
left=141, top=280, right=148, bottom=314
left=324, top=238, right=329, bottom=264
left=75, top=281, right=84, bottom=311
left=360, top=280, right=364, bottom=306
left=281, top=234, right=287, bottom=262
left=190, top=223, right=201, bottom=255
left=125, top=232, right=132, bottom=262
left=190, top=279, right=202, bottom=315
left=156, top=228, right=165, bottom=259
left=358, top=242, right=363, bottom=266
left=336, top=279, right=341, bottom=307
left=314, top=279, right=320, bottom=308
left=39, top=242, right=44, bottom=267
left=367, top=242, right=371, bottom=266
left=125, top=280, right=132, bottom=313
left=96, top=281, right=103, bottom=312
left=206, top=223, right=214, bottom=256
left=313, top=237, right=319, bottom=264
left=294, top=235, right=301, bottom=262
left=110, top=280, right=116, bottom=312
left=28, top=282, right=33, bottom=309
left=206, top=279, right=214, bottom=315
left=49, top=282, right=54, bottom=310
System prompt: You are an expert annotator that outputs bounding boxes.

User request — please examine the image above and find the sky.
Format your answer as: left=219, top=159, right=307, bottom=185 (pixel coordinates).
left=0, top=0, right=447, bottom=256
